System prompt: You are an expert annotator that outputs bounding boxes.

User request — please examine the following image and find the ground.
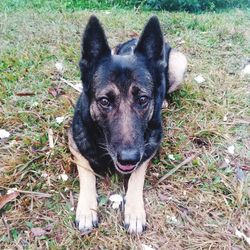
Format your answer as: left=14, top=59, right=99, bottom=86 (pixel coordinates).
left=0, top=6, right=250, bottom=250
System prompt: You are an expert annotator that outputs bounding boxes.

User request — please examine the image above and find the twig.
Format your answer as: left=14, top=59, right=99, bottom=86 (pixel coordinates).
left=16, top=155, right=44, bottom=171
left=13, top=190, right=51, bottom=198
left=48, top=128, right=54, bottom=149
left=155, top=153, right=198, bottom=186
left=61, top=78, right=82, bottom=92
left=0, top=187, right=51, bottom=198
left=2, top=216, right=10, bottom=239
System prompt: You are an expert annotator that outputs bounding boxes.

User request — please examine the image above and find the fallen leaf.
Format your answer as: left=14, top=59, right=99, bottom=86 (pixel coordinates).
left=48, top=88, right=58, bottom=97
left=56, top=116, right=65, bottom=124
left=58, top=173, right=68, bottom=182
left=109, top=194, right=123, bottom=209
left=0, top=192, right=19, bottom=209
left=141, top=244, right=155, bottom=250
left=168, top=154, right=175, bottom=161
left=194, top=75, right=205, bottom=84
left=31, top=227, right=46, bottom=237
left=241, top=63, right=250, bottom=76
left=240, top=165, right=250, bottom=171
left=48, top=87, right=65, bottom=97
left=55, top=62, right=64, bottom=74
left=227, top=145, right=235, bottom=155
left=0, top=129, right=10, bottom=139
left=166, top=214, right=178, bottom=224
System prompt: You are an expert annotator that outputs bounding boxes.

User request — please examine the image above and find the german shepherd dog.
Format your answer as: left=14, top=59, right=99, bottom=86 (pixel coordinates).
left=68, top=15, right=187, bottom=234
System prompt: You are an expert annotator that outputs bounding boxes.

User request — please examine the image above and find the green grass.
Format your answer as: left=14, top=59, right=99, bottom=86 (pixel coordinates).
left=0, top=4, right=250, bottom=250
left=1, top=0, right=250, bottom=12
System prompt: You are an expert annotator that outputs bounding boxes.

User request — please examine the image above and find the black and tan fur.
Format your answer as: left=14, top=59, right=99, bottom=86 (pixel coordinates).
left=69, top=15, right=187, bottom=234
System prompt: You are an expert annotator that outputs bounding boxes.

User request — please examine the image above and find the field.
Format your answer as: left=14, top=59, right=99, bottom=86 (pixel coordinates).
left=0, top=3, right=250, bottom=249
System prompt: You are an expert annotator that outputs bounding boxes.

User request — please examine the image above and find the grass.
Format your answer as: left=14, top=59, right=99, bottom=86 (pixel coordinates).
left=0, top=4, right=250, bottom=249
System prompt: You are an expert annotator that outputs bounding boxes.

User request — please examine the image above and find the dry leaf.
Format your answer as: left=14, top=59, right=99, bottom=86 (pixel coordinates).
left=0, top=129, right=10, bottom=139
left=55, top=116, right=64, bottom=124
left=109, top=194, right=123, bottom=209
left=0, top=192, right=19, bottom=209
left=31, top=227, right=46, bottom=237
left=227, top=145, right=235, bottom=155
left=194, top=75, right=205, bottom=84
left=240, top=165, right=250, bottom=171
left=141, top=244, right=155, bottom=250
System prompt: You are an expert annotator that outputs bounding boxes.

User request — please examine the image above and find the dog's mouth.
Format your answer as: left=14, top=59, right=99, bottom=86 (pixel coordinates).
left=115, top=162, right=137, bottom=174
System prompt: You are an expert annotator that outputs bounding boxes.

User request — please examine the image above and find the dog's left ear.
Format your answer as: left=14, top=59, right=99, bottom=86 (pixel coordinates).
left=134, top=16, right=164, bottom=62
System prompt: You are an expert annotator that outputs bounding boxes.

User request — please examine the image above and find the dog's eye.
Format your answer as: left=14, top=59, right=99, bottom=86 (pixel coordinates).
left=99, top=97, right=110, bottom=108
left=138, top=96, right=149, bottom=106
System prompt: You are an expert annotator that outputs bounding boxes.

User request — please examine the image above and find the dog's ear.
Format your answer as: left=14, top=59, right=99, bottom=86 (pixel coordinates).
left=80, top=15, right=111, bottom=66
left=134, top=16, right=164, bottom=61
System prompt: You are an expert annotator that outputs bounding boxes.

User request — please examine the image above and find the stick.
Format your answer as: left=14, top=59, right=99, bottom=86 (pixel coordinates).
left=48, top=128, right=54, bottom=149
left=0, top=187, right=51, bottom=198
left=155, top=153, right=198, bottom=186
left=61, top=78, right=82, bottom=92
left=12, top=189, right=52, bottom=198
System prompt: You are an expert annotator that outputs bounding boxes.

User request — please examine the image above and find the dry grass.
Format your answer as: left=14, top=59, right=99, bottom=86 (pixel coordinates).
left=0, top=7, right=250, bottom=249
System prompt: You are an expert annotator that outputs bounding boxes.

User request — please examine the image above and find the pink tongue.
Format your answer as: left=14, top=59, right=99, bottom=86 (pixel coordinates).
left=118, top=164, right=135, bottom=171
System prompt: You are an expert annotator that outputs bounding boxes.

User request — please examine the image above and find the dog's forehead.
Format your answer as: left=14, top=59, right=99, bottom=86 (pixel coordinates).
left=93, top=55, right=153, bottom=94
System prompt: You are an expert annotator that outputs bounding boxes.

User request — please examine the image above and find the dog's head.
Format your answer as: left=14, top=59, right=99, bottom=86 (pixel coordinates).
left=79, top=16, right=166, bottom=174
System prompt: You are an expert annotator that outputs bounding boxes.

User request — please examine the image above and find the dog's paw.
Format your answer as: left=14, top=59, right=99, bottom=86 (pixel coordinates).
left=76, top=196, right=98, bottom=233
left=124, top=200, right=146, bottom=234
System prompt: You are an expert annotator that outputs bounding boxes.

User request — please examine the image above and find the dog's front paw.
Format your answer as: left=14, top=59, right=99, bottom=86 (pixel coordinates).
left=76, top=196, right=98, bottom=233
left=124, top=199, right=146, bottom=234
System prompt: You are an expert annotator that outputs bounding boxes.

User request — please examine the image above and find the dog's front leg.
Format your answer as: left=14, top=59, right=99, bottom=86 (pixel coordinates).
left=124, top=160, right=149, bottom=234
left=76, top=161, right=98, bottom=233
left=68, top=131, right=98, bottom=233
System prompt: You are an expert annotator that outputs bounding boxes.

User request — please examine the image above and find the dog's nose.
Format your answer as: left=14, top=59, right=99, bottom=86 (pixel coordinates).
left=117, top=149, right=141, bottom=166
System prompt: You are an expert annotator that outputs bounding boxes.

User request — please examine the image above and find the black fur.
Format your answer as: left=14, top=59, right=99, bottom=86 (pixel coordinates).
left=72, top=15, right=172, bottom=174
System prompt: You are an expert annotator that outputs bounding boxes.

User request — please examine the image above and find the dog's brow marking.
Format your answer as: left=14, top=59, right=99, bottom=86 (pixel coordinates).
left=95, top=83, right=120, bottom=97
left=68, top=129, right=98, bottom=232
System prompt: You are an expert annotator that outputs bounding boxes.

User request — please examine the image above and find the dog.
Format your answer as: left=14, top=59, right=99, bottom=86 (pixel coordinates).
left=68, top=15, right=187, bottom=234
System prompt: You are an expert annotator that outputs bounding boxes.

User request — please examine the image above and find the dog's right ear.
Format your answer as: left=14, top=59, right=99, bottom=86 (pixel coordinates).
left=80, top=15, right=111, bottom=67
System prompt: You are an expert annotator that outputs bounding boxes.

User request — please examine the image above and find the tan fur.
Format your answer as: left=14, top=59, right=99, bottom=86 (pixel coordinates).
left=120, top=100, right=135, bottom=144
left=68, top=129, right=98, bottom=232
left=168, top=50, right=187, bottom=93
left=94, top=82, right=120, bottom=97
left=124, top=159, right=150, bottom=234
